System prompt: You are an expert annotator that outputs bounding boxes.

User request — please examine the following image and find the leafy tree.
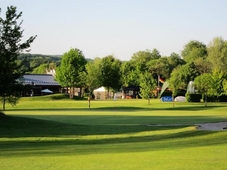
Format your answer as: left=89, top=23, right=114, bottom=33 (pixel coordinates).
left=168, top=62, right=199, bottom=105
left=168, top=52, right=186, bottom=73
left=84, top=58, right=102, bottom=92
left=100, top=55, right=122, bottom=97
left=56, top=48, right=87, bottom=98
left=194, top=73, right=213, bottom=106
left=164, top=63, right=198, bottom=105
left=168, top=67, right=186, bottom=106
left=150, top=48, right=161, bottom=60
left=130, top=48, right=161, bottom=73
left=120, top=61, right=132, bottom=88
left=207, top=37, right=227, bottom=72
left=177, top=63, right=199, bottom=85
left=120, top=61, right=140, bottom=87
left=139, top=71, right=157, bottom=104
left=194, top=58, right=212, bottom=74
left=147, top=57, right=170, bottom=80
left=181, top=40, right=207, bottom=63
left=193, top=70, right=226, bottom=106
left=207, top=70, right=226, bottom=97
left=223, top=79, right=227, bottom=94
left=0, top=6, right=36, bottom=110
left=83, top=58, right=102, bottom=108
left=130, top=50, right=152, bottom=73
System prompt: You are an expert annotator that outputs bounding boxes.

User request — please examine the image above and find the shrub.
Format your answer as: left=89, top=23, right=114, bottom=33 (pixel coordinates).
left=186, top=93, right=202, bottom=102
left=218, top=95, right=227, bottom=102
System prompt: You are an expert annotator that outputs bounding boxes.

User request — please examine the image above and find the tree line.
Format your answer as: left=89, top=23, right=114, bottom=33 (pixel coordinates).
left=1, top=6, right=227, bottom=110
left=18, top=53, right=61, bottom=74
left=55, top=37, right=227, bottom=106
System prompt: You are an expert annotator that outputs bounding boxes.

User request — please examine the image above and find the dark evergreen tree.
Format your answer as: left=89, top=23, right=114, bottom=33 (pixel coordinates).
left=0, top=6, right=36, bottom=110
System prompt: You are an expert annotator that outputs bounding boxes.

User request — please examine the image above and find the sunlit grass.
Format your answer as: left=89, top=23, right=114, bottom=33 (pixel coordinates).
left=1, top=97, right=227, bottom=169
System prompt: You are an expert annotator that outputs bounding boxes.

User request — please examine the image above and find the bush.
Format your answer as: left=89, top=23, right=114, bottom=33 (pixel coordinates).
left=219, top=95, right=227, bottom=102
left=203, top=95, right=219, bottom=102
left=186, top=93, right=202, bottom=102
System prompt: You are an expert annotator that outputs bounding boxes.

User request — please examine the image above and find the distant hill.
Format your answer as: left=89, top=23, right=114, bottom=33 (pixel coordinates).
left=17, top=53, right=93, bottom=74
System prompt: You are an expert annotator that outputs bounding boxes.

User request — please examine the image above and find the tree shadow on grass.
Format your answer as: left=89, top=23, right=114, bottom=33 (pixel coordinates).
left=5, top=105, right=227, bottom=112
left=0, top=114, right=227, bottom=156
left=0, top=114, right=226, bottom=137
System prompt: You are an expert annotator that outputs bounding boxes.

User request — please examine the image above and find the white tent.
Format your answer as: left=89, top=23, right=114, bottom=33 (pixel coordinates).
left=94, top=86, right=106, bottom=92
left=41, top=89, right=53, bottom=93
left=94, top=87, right=108, bottom=100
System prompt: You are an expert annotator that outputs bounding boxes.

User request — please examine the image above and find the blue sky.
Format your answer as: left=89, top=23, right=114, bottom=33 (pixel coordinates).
left=1, top=0, right=227, bottom=60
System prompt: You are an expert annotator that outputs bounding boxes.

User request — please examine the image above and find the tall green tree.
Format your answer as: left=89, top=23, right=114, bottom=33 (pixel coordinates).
left=147, top=57, right=170, bottom=80
left=177, top=63, right=199, bottom=85
left=139, top=71, right=157, bottom=104
left=56, top=48, right=87, bottom=98
left=168, top=52, right=186, bottom=73
left=168, top=67, right=187, bottom=106
left=130, top=50, right=153, bottom=73
left=120, top=61, right=140, bottom=87
left=194, top=58, right=212, bottom=74
left=194, top=73, right=213, bottom=106
left=168, top=63, right=199, bottom=106
left=84, top=58, right=102, bottom=93
left=207, top=37, right=227, bottom=72
left=208, top=70, right=226, bottom=97
left=181, top=40, right=207, bottom=63
left=150, top=48, right=161, bottom=60
left=83, top=58, right=102, bottom=108
left=100, top=55, right=122, bottom=96
left=0, top=6, right=36, bottom=110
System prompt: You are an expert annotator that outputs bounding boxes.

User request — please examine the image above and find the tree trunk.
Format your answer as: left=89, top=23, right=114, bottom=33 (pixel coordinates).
left=79, top=87, right=82, bottom=97
left=88, top=94, right=91, bottom=109
left=107, top=88, right=110, bottom=99
left=205, top=93, right=207, bottom=107
left=172, top=94, right=175, bottom=107
left=2, top=95, right=6, bottom=111
left=69, top=87, right=74, bottom=99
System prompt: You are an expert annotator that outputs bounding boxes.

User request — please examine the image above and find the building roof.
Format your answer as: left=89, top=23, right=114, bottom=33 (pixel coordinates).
left=21, top=74, right=60, bottom=86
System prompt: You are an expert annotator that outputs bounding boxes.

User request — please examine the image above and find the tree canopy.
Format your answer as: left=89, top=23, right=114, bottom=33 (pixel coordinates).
left=99, top=55, right=122, bottom=95
left=139, top=71, right=156, bottom=104
left=56, top=48, right=87, bottom=98
left=181, top=40, right=207, bottom=63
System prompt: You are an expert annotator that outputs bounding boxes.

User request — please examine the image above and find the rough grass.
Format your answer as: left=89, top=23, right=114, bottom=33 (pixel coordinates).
left=1, top=97, right=227, bottom=170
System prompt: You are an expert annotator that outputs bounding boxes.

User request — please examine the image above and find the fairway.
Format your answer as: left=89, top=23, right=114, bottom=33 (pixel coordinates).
left=1, top=98, right=227, bottom=170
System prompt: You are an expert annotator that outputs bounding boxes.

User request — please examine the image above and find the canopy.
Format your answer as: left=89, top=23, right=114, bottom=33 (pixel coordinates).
left=41, top=89, right=53, bottom=93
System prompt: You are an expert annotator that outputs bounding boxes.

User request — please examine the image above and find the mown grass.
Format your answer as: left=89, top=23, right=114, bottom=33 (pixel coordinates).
left=1, top=96, right=227, bottom=170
